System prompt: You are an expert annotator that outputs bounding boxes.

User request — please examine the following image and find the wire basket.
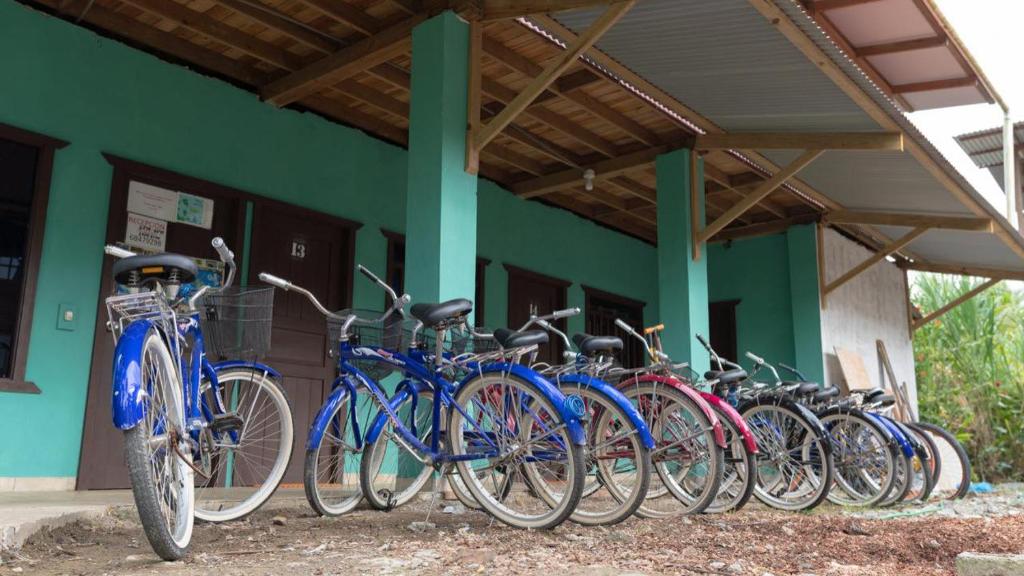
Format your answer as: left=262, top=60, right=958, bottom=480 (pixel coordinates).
left=420, top=326, right=502, bottom=357
left=198, top=286, right=275, bottom=359
left=326, top=310, right=413, bottom=380
left=105, top=291, right=177, bottom=343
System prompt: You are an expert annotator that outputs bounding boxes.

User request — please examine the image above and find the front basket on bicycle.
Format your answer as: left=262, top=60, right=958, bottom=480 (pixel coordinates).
left=199, top=286, right=275, bottom=359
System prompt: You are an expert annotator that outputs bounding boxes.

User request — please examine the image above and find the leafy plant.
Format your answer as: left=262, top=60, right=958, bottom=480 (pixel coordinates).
left=912, top=274, right=1024, bottom=481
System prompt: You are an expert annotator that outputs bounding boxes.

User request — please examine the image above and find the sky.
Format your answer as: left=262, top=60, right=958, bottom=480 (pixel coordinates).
left=906, top=0, right=1024, bottom=211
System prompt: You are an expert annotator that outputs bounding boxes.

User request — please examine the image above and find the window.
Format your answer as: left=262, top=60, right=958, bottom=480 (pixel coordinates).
left=583, top=286, right=646, bottom=369
left=0, top=124, right=67, bottom=393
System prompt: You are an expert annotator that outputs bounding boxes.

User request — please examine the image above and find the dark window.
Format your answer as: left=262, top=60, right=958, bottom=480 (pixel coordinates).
left=709, top=300, right=740, bottom=364
left=0, top=125, right=64, bottom=393
left=584, top=286, right=646, bottom=369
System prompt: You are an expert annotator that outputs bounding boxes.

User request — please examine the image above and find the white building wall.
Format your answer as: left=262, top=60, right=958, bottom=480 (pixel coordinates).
left=820, top=229, right=918, bottom=409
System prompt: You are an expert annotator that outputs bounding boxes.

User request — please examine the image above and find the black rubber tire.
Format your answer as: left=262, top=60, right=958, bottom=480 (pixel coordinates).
left=705, top=402, right=756, bottom=514
left=881, top=453, right=914, bottom=507
left=124, top=426, right=189, bottom=561
left=360, top=389, right=435, bottom=511
left=818, top=408, right=898, bottom=508
left=905, top=425, right=938, bottom=502
left=912, top=422, right=971, bottom=500
left=303, top=391, right=363, bottom=518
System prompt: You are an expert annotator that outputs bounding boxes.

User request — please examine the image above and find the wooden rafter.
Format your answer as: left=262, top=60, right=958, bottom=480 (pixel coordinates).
left=479, top=0, right=626, bottom=20
left=711, top=214, right=820, bottom=243
left=703, top=164, right=786, bottom=218
left=466, top=20, right=483, bottom=174
left=855, top=37, right=947, bottom=57
left=900, top=261, right=1024, bottom=282
left=472, top=1, right=634, bottom=153
left=912, top=278, right=1000, bottom=331
left=823, top=226, right=928, bottom=296
left=511, top=146, right=671, bottom=198
left=694, top=132, right=903, bottom=151
left=697, top=150, right=824, bottom=245
left=892, top=77, right=976, bottom=94
left=825, top=210, right=993, bottom=232
left=806, top=0, right=883, bottom=12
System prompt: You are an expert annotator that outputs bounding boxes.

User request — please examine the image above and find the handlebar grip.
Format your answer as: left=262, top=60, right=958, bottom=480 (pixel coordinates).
left=357, top=264, right=383, bottom=285
left=211, top=237, right=234, bottom=264
left=614, top=318, right=636, bottom=334
left=258, top=272, right=292, bottom=291
left=551, top=307, right=581, bottom=320
left=105, top=245, right=136, bottom=259
left=695, top=333, right=711, bottom=350
left=643, top=324, right=665, bottom=335
left=745, top=351, right=765, bottom=365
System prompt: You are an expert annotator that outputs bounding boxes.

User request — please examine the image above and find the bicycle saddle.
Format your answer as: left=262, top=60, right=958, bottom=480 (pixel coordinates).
left=871, top=394, right=896, bottom=407
left=811, top=386, right=840, bottom=403
left=410, top=298, right=473, bottom=327
left=112, top=253, right=198, bottom=286
left=572, top=333, right=623, bottom=356
left=862, top=387, right=886, bottom=401
left=493, top=328, right=548, bottom=349
left=705, top=368, right=748, bottom=385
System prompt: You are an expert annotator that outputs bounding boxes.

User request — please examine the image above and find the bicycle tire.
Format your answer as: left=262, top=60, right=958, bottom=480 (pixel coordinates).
left=818, top=409, right=897, bottom=508
left=911, top=422, right=970, bottom=500
left=360, top=387, right=435, bottom=511
left=704, top=402, right=756, bottom=514
left=304, top=387, right=364, bottom=517
left=902, top=423, right=937, bottom=502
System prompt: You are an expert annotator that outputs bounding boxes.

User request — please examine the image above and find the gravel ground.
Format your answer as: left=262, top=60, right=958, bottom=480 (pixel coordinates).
left=3, top=485, right=1023, bottom=576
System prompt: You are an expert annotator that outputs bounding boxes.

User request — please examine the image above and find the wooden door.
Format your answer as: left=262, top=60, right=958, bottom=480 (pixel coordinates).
left=584, top=287, right=645, bottom=369
left=248, top=202, right=353, bottom=484
left=506, top=265, right=568, bottom=365
left=709, top=300, right=740, bottom=364
left=77, top=159, right=244, bottom=489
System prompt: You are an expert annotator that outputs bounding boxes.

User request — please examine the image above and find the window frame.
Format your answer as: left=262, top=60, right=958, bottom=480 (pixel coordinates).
left=0, top=123, right=68, bottom=394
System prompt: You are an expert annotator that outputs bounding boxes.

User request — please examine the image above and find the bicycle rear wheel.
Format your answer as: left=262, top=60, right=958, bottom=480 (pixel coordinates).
left=448, top=372, right=585, bottom=530
left=911, top=422, right=970, bottom=500
left=194, top=368, right=293, bottom=522
left=819, top=411, right=896, bottom=507
left=360, top=387, right=435, bottom=511
left=123, top=329, right=194, bottom=561
left=704, top=402, right=757, bottom=514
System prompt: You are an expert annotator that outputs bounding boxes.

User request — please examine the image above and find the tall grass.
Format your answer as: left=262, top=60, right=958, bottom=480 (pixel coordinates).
left=913, top=274, right=1024, bottom=481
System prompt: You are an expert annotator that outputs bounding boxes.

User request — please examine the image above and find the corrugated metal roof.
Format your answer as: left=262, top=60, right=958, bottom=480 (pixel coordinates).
left=954, top=122, right=1024, bottom=189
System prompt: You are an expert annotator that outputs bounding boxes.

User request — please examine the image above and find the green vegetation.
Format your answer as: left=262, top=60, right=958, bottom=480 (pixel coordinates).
left=913, top=274, right=1024, bottom=481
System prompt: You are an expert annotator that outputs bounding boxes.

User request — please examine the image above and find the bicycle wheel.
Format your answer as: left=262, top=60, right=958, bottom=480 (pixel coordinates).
left=304, top=386, right=368, bottom=516
left=620, top=381, right=723, bottom=518
left=911, top=422, right=970, bottom=500
left=819, top=411, right=896, bottom=507
left=194, top=368, right=293, bottom=522
left=704, top=402, right=757, bottom=514
left=743, top=400, right=832, bottom=511
left=361, top=387, right=435, bottom=511
left=448, top=372, right=585, bottom=529
left=881, top=452, right=913, bottom=506
left=123, top=329, right=194, bottom=561
left=901, top=424, right=935, bottom=503
left=557, top=382, right=651, bottom=526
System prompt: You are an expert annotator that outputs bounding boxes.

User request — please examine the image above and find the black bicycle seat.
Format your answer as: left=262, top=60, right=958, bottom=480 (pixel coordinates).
left=572, top=333, right=623, bottom=356
left=410, top=298, right=473, bottom=327
left=783, top=381, right=821, bottom=396
left=811, top=386, right=840, bottom=403
left=862, top=387, right=886, bottom=401
left=493, top=328, right=549, bottom=349
left=112, top=253, right=198, bottom=286
left=705, top=368, right=748, bottom=386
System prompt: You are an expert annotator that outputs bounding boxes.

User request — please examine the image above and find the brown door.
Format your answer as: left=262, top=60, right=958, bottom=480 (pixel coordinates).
left=248, top=202, right=352, bottom=485
left=584, top=287, right=646, bottom=369
left=77, top=161, right=244, bottom=489
left=709, top=300, right=740, bottom=364
left=506, top=265, right=568, bottom=365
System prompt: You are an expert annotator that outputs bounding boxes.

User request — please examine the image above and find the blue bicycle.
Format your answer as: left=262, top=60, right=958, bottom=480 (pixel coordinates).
left=105, top=238, right=293, bottom=560
left=259, top=266, right=588, bottom=529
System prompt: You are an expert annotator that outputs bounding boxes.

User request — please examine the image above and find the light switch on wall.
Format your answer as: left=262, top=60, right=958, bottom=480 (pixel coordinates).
left=57, top=303, right=77, bottom=331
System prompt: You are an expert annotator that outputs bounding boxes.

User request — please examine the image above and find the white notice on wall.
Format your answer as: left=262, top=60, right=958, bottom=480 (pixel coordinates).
left=176, top=192, right=214, bottom=229
left=125, top=212, right=168, bottom=252
left=127, top=181, right=178, bottom=221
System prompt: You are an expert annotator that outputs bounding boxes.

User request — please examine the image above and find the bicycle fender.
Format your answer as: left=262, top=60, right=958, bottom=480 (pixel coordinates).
left=868, top=414, right=916, bottom=458
left=363, top=379, right=424, bottom=446
left=306, top=375, right=361, bottom=451
left=620, top=374, right=728, bottom=449
left=210, top=359, right=282, bottom=379
left=469, top=364, right=587, bottom=446
left=818, top=406, right=898, bottom=447
left=112, top=320, right=160, bottom=430
left=697, top=389, right=758, bottom=454
left=738, top=395, right=832, bottom=456
left=553, top=374, right=655, bottom=450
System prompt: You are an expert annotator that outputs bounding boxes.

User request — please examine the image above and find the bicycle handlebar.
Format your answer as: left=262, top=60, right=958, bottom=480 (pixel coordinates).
left=259, top=272, right=292, bottom=291
left=105, top=245, right=136, bottom=259
left=745, top=351, right=765, bottom=365
left=357, top=264, right=399, bottom=303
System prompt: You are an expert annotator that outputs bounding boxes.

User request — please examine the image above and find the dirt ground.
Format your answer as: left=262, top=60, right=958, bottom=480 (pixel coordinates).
left=4, top=488, right=1023, bottom=576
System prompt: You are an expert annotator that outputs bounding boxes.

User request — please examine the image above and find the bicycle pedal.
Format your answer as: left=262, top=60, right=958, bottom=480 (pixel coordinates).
left=210, top=413, right=244, bottom=434
left=378, top=489, right=397, bottom=512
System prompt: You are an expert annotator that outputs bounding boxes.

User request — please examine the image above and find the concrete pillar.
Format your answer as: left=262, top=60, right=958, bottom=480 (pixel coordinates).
left=656, top=149, right=710, bottom=374
left=786, top=223, right=825, bottom=384
left=404, top=11, right=478, bottom=308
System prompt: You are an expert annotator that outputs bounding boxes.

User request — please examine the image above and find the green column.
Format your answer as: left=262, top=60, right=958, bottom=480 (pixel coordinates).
left=404, top=11, right=478, bottom=307
left=786, top=223, right=825, bottom=384
left=656, top=149, right=710, bottom=374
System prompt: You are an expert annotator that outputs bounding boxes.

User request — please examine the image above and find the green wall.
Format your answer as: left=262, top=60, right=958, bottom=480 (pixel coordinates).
left=0, top=2, right=659, bottom=478
left=708, top=234, right=796, bottom=374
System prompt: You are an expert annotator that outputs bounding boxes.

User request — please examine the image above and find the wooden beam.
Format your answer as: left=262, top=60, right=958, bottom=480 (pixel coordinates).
left=901, top=261, right=1024, bottom=282
left=912, top=278, right=1000, bottom=331
left=710, top=214, right=820, bottom=242
left=512, top=146, right=669, bottom=198
left=473, top=1, right=634, bottom=152
left=293, top=0, right=382, bottom=36
left=703, top=163, right=786, bottom=218
left=557, top=69, right=603, bottom=93
left=466, top=21, right=482, bottom=174
left=697, top=150, right=823, bottom=244
left=480, top=0, right=622, bottom=20
left=855, top=37, right=947, bottom=57
left=807, top=0, right=884, bottom=12
left=691, top=151, right=701, bottom=259
left=261, top=14, right=424, bottom=106
left=825, top=210, right=993, bottom=231
left=215, top=0, right=339, bottom=53
left=892, top=77, right=976, bottom=94
left=817, top=221, right=828, bottom=308
left=823, top=226, right=927, bottom=295
left=694, top=132, right=903, bottom=151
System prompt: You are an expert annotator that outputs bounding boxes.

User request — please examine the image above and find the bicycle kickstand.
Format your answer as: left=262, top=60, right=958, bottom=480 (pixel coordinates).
left=424, top=463, right=453, bottom=523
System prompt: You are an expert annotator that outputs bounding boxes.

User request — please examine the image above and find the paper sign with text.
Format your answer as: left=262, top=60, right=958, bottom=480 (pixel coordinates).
left=125, top=212, right=168, bottom=252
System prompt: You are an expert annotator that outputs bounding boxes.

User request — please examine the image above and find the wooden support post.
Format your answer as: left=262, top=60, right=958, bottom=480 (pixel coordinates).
left=903, top=268, right=914, bottom=338
left=824, top=226, right=927, bottom=296
left=912, top=278, right=1000, bottom=331
left=817, top=221, right=827, bottom=309
left=697, top=149, right=823, bottom=244
left=691, top=151, right=701, bottom=260
left=472, top=0, right=634, bottom=153
left=465, top=20, right=482, bottom=175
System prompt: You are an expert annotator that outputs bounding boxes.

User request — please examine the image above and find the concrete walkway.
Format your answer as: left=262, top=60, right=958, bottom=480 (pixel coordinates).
left=0, top=488, right=308, bottom=552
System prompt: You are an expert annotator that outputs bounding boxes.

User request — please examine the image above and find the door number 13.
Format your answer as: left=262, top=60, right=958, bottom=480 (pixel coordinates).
left=291, top=240, right=307, bottom=259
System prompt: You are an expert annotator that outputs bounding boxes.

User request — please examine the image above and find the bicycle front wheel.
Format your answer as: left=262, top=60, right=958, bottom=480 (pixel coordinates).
left=704, top=401, right=757, bottom=514
left=194, top=368, right=294, bottom=522
left=820, top=410, right=896, bottom=507
left=448, top=372, right=585, bottom=530
left=123, top=329, right=194, bottom=561
left=304, top=386, right=366, bottom=516
left=360, top=386, right=435, bottom=511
